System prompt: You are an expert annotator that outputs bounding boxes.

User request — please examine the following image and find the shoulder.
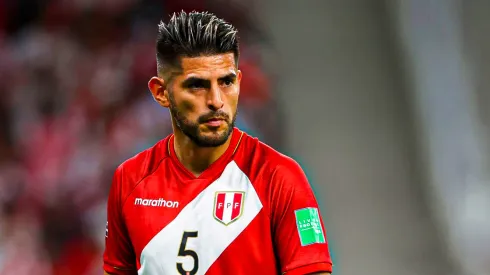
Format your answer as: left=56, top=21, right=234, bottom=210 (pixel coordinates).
left=113, top=136, right=170, bottom=195
left=238, top=131, right=304, bottom=178
left=237, top=133, right=315, bottom=216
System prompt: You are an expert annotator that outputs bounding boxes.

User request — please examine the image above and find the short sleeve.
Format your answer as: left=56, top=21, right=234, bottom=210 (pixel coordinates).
left=270, top=158, right=333, bottom=274
left=103, top=166, right=137, bottom=274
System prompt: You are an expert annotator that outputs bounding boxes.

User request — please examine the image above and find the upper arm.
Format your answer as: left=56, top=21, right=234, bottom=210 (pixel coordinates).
left=103, top=166, right=137, bottom=275
left=270, top=158, right=333, bottom=275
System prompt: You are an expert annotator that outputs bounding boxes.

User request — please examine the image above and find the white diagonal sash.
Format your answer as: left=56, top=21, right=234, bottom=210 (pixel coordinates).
left=138, top=161, right=263, bottom=275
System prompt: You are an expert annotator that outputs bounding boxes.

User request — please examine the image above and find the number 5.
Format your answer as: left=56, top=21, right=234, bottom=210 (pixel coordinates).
left=177, top=231, right=199, bottom=275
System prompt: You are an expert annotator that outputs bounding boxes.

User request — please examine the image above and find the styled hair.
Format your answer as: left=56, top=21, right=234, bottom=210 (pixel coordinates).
left=156, top=11, right=239, bottom=76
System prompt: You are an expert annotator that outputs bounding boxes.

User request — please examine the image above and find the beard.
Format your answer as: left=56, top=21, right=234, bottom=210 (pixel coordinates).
left=168, top=92, right=236, bottom=147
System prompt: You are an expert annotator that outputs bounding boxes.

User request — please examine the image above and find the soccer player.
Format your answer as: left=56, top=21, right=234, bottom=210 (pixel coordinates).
left=103, top=11, right=333, bottom=275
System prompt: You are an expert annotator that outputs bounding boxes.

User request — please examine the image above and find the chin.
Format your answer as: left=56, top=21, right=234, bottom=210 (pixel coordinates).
left=202, top=124, right=228, bottom=133
left=196, top=127, right=231, bottom=146
left=201, top=128, right=227, bottom=139
left=194, top=135, right=229, bottom=147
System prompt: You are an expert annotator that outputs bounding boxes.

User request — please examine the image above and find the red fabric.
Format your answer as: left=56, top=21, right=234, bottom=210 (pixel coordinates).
left=103, top=128, right=332, bottom=274
left=102, top=264, right=136, bottom=275
left=286, top=262, right=333, bottom=275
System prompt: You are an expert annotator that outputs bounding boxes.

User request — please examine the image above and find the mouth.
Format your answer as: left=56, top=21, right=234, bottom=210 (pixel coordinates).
left=203, top=117, right=225, bottom=127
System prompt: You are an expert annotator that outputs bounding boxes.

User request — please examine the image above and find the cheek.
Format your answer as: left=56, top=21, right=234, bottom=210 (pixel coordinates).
left=177, top=97, right=204, bottom=121
left=180, top=99, right=195, bottom=112
left=173, top=91, right=197, bottom=112
left=226, top=93, right=239, bottom=110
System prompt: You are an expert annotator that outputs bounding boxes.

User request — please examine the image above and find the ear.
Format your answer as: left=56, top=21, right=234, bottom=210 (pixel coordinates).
left=236, top=69, right=242, bottom=94
left=236, top=70, right=242, bottom=83
left=148, top=77, right=170, bottom=108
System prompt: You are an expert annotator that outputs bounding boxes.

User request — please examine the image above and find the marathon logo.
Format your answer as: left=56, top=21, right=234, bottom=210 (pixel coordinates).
left=134, top=198, right=179, bottom=208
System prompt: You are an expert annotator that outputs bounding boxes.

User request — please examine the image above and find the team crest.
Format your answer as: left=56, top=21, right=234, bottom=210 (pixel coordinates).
left=213, top=191, right=245, bottom=225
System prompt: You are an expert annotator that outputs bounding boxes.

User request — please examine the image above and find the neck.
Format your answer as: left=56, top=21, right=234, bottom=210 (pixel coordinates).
left=172, top=129, right=233, bottom=177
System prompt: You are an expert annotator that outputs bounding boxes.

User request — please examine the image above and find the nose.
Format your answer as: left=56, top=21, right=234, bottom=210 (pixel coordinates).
left=207, top=85, right=224, bottom=111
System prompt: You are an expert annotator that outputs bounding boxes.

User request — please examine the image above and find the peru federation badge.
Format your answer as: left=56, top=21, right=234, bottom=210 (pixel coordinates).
left=213, top=191, right=245, bottom=225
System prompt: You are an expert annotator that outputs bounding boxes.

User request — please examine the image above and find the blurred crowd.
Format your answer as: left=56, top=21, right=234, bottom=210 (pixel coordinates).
left=0, top=1, right=282, bottom=274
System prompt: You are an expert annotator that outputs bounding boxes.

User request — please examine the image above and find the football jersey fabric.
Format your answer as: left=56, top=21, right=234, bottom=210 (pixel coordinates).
left=103, top=128, right=333, bottom=275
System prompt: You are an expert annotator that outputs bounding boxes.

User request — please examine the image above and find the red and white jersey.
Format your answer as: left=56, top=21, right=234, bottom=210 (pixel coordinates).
left=103, top=128, right=333, bottom=275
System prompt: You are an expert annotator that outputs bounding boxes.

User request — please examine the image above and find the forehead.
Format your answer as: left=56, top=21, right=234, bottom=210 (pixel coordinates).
left=178, top=53, right=236, bottom=79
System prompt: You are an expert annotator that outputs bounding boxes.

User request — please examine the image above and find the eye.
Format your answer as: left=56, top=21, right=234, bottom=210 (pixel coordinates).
left=220, top=78, right=235, bottom=87
left=184, top=79, right=207, bottom=90
left=188, top=83, right=204, bottom=89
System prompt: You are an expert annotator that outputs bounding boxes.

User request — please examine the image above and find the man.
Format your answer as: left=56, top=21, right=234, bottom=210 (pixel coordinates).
left=103, top=11, right=333, bottom=275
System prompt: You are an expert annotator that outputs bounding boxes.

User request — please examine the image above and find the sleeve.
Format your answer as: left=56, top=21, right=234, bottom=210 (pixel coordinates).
left=270, top=158, right=333, bottom=274
left=103, top=166, right=137, bottom=275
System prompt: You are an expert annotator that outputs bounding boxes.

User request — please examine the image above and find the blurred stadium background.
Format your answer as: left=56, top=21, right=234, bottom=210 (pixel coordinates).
left=0, top=0, right=489, bottom=274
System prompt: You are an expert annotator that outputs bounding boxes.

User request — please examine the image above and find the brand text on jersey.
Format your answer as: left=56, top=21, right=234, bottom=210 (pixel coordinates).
left=134, top=198, right=179, bottom=208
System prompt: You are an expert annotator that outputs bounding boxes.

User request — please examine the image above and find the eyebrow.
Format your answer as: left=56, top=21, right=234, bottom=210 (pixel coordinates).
left=218, top=73, right=237, bottom=82
left=181, top=73, right=237, bottom=88
left=181, top=77, right=210, bottom=88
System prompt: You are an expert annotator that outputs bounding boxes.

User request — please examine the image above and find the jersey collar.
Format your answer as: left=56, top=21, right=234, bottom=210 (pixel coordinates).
left=167, top=127, right=244, bottom=180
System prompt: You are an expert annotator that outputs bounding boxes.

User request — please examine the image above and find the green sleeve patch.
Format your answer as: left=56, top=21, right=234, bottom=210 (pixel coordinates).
left=295, top=207, right=326, bottom=246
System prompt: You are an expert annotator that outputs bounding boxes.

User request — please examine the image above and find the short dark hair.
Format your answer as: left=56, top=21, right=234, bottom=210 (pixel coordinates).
left=156, top=11, right=239, bottom=76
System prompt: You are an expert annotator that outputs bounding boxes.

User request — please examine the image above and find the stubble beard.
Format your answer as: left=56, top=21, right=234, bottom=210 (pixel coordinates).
left=168, top=91, right=236, bottom=147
